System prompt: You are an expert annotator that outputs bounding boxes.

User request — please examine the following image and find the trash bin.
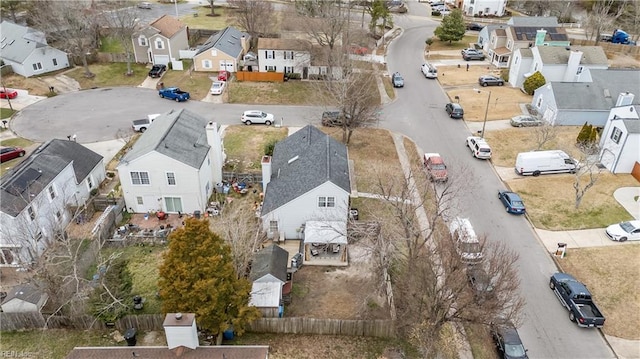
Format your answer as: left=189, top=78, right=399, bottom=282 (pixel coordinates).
left=349, top=208, right=359, bottom=221
left=124, top=328, right=137, bottom=346
left=194, top=210, right=201, bottom=219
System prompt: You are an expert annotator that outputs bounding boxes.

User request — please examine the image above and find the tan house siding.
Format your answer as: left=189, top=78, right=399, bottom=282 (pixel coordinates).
left=193, top=51, right=236, bottom=72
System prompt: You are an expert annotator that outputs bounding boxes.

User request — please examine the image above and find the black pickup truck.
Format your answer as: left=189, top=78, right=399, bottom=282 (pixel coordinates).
left=549, top=273, right=605, bottom=328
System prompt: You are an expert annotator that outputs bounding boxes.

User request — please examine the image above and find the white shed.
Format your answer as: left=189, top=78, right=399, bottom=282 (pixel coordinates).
left=0, top=284, right=48, bottom=313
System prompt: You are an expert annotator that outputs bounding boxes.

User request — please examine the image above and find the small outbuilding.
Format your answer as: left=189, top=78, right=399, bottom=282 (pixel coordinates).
left=1, top=284, right=48, bottom=313
left=303, top=221, right=348, bottom=266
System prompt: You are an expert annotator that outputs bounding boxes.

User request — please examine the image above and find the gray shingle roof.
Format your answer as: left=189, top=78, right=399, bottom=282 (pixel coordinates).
left=550, top=69, right=640, bottom=110
left=1, top=140, right=103, bottom=217
left=1, top=284, right=44, bottom=305
left=0, top=21, right=50, bottom=63
left=623, top=119, right=640, bottom=134
left=120, top=109, right=210, bottom=169
left=537, top=46, right=608, bottom=65
left=508, top=16, right=559, bottom=27
left=249, top=244, right=288, bottom=282
left=518, top=47, right=533, bottom=58
left=261, top=125, right=350, bottom=215
left=195, top=26, right=249, bottom=58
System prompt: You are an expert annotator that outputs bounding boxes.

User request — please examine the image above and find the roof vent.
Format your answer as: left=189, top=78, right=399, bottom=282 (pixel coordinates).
left=565, top=46, right=571, bottom=50
left=288, top=155, right=299, bottom=164
left=175, top=313, right=182, bottom=320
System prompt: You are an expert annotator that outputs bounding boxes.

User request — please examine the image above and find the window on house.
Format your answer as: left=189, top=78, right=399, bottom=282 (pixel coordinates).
left=166, top=172, right=176, bottom=185
left=131, top=171, right=150, bottom=185
left=284, top=66, right=294, bottom=73
left=514, top=56, right=519, bottom=65
left=265, top=50, right=275, bottom=59
left=203, top=60, right=212, bottom=69
left=320, top=67, right=327, bottom=75
left=136, top=196, right=144, bottom=205
left=155, top=39, right=164, bottom=49
left=269, top=220, right=278, bottom=233
left=48, top=186, right=56, bottom=200
left=507, top=40, right=512, bottom=49
left=318, top=196, right=336, bottom=208
left=55, top=211, right=61, bottom=220
left=265, top=65, right=276, bottom=72
left=53, top=58, right=58, bottom=66
left=28, top=206, right=36, bottom=221
left=32, top=62, right=42, bottom=71
left=536, top=96, right=543, bottom=108
left=576, top=66, right=583, bottom=75
left=470, top=0, right=474, bottom=3
left=284, top=51, right=294, bottom=60
left=210, top=49, right=217, bottom=56
left=138, top=37, right=147, bottom=46
left=534, top=63, right=538, bottom=71
left=87, top=176, right=94, bottom=189
left=611, top=127, right=622, bottom=144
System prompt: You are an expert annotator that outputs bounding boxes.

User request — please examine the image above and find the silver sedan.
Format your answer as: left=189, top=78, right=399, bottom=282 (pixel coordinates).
left=510, top=115, right=544, bottom=127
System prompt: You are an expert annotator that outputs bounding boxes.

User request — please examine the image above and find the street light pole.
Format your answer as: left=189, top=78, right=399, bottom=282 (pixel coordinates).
left=480, top=90, right=491, bottom=138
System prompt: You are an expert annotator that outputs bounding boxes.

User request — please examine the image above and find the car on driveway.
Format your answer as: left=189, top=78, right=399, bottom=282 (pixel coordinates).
left=445, top=103, right=464, bottom=119
left=479, top=75, right=504, bottom=87
left=0, top=88, right=18, bottom=99
left=462, top=48, right=485, bottom=61
left=148, top=64, right=166, bottom=78
left=491, top=321, right=529, bottom=359
left=498, top=191, right=526, bottom=214
left=0, top=147, right=26, bottom=162
left=605, top=220, right=640, bottom=242
left=210, top=81, right=225, bottom=95
left=466, top=136, right=492, bottom=159
left=510, top=115, right=543, bottom=127
left=392, top=72, right=404, bottom=88
left=241, top=110, right=274, bottom=125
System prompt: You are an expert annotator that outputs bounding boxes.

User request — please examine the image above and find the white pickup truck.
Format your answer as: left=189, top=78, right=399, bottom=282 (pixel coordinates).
left=132, top=113, right=160, bottom=132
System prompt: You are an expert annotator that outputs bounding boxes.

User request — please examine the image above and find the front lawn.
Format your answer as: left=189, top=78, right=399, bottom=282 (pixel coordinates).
left=1, top=108, right=16, bottom=119
left=65, top=63, right=149, bottom=89
left=157, top=65, right=212, bottom=100
left=228, top=81, right=332, bottom=106
left=427, top=35, right=479, bottom=51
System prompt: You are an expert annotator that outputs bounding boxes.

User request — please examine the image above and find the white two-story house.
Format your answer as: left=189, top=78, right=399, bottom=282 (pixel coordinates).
left=458, top=0, right=508, bottom=17
left=599, top=94, right=639, bottom=174
left=117, top=109, right=225, bottom=214
left=257, top=38, right=311, bottom=78
left=1, top=140, right=105, bottom=266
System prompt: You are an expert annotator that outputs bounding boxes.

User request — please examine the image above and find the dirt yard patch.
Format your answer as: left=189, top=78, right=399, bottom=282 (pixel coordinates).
left=448, top=86, right=530, bottom=121
left=222, top=125, right=288, bottom=173
left=437, top=64, right=501, bottom=87
left=557, top=244, right=640, bottom=340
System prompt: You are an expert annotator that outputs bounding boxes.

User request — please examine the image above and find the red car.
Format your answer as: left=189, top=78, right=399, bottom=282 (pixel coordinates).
left=0, top=88, right=18, bottom=99
left=0, top=147, right=26, bottom=162
left=348, top=44, right=369, bottom=55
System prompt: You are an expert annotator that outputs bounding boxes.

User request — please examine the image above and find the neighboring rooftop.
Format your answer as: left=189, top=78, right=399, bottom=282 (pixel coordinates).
left=0, top=21, right=48, bottom=63
left=258, top=38, right=312, bottom=51
left=195, top=26, right=249, bottom=58
left=549, top=69, right=640, bottom=110
left=250, top=244, right=289, bottom=282
left=536, top=46, right=608, bottom=65
left=148, top=15, right=186, bottom=38
left=508, top=16, right=559, bottom=27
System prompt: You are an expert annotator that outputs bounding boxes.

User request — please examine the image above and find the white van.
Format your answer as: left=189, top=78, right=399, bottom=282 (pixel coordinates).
left=515, top=150, right=577, bottom=176
left=421, top=63, right=438, bottom=79
left=449, top=217, right=484, bottom=264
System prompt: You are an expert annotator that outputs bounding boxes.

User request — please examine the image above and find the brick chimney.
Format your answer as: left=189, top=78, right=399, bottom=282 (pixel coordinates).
left=206, top=122, right=224, bottom=185
left=241, top=35, right=249, bottom=55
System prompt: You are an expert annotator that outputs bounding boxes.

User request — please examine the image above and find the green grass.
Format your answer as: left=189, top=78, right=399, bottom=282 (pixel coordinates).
left=0, top=329, right=119, bottom=359
left=228, top=81, right=332, bottom=105
left=427, top=35, right=478, bottom=51
left=66, top=63, right=149, bottom=89
left=179, top=5, right=232, bottom=29
left=99, top=36, right=125, bottom=53
left=1, top=108, right=16, bottom=119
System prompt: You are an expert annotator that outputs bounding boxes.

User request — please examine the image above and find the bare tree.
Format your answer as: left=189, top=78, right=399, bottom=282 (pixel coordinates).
left=619, top=0, right=640, bottom=43
left=584, top=0, right=626, bottom=44
left=572, top=143, right=603, bottom=209
left=98, top=1, right=142, bottom=76
left=294, top=0, right=348, bottom=51
left=210, top=200, right=261, bottom=279
left=228, top=0, right=276, bottom=38
left=30, top=0, right=99, bottom=78
left=0, top=0, right=25, bottom=23
left=532, top=122, right=558, bottom=150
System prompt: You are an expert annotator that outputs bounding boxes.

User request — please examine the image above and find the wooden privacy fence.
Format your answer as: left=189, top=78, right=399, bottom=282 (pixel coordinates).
left=236, top=71, right=285, bottom=82
left=569, top=38, right=640, bottom=56
left=247, top=318, right=396, bottom=338
left=0, top=313, right=166, bottom=332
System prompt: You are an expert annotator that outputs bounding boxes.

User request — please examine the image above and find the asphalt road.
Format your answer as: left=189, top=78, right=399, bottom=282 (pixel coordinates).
left=11, top=3, right=615, bottom=358
left=384, top=3, right=614, bottom=358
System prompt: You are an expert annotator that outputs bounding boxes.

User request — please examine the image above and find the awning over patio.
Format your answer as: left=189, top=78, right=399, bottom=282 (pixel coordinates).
left=303, top=221, right=348, bottom=245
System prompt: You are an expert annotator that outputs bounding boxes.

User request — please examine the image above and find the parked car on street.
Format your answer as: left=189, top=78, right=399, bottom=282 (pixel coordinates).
left=158, top=87, right=189, bottom=102
left=498, top=191, right=526, bottom=214
left=549, top=273, right=606, bottom=328
left=466, top=23, right=484, bottom=31
left=490, top=321, right=529, bottom=359
left=510, top=115, right=543, bottom=127
left=462, top=48, right=485, bottom=61
left=479, top=75, right=504, bottom=87
left=138, top=2, right=152, bottom=9
left=0, top=147, right=26, bottom=162
left=321, top=111, right=350, bottom=127
left=392, top=72, right=404, bottom=88
left=466, top=136, right=492, bottom=159
left=148, top=64, right=166, bottom=78
left=210, top=81, right=226, bottom=95
left=605, top=220, right=640, bottom=242
left=0, top=88, right=18, bottom=99
left=423, top=153, right=448, bottom=182
left=421, top=63, right=438, bottom=79
left=445, top=103, right=464, bottom=119
left=241, top=110, right=274, bottom=125
left=449, top=217, right=484, bottom=264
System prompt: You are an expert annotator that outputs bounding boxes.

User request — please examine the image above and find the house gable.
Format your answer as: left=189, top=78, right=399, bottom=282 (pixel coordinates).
left=148, top=15, right=186, bottom=39
left=0, top=21, right=47, bottom=63
left=260, top=125, right=350, bottom=215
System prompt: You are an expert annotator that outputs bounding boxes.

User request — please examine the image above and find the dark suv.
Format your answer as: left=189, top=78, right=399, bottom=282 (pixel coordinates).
left=148, top=64, right=167, bottom=78
left=445, top=103, right=464, bottom=119
left=322, top=111, right=350, bottom=127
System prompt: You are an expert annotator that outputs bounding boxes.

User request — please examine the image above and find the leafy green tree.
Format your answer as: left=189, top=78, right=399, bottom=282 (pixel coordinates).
left=369, top=0, right=393, bottom=36
left=158, top=219, right=260, bottom=343
left=523, top=71, right=546, bottom=95
left=433, top=9, right=466, bottom=43
left=576, top=122, right=592, bottom=147
left=90, top=256, right=133, bottom=323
